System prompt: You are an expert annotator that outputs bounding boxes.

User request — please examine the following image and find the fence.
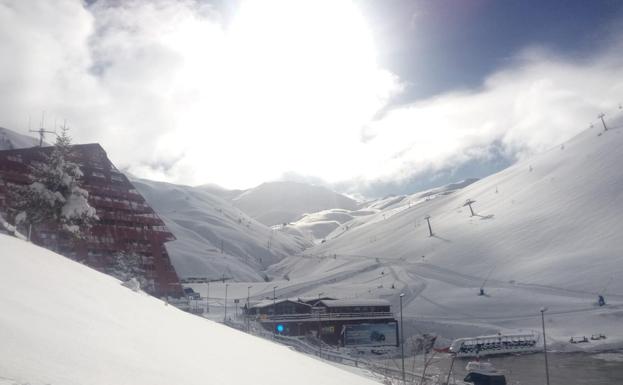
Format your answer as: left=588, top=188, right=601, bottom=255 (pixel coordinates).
left=241, top=319, right=432, bottom=384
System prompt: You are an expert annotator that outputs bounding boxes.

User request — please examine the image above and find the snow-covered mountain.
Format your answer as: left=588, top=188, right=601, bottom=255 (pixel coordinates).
left=0, top=234, right=378, bottom=385
left=231, top=181, right=359, bottom=226
left=131, top=178, right=311, bottom=281
left=266, top=112, right=623, bottom=347
left=284, top=179, right=479, bottom=244
left=0, top=127, right=42, bottom=150
left=0, top=127, right=311, bottom=282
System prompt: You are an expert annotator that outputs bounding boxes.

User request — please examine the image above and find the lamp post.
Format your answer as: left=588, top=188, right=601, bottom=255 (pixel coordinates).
left=224, top=283, right=229, bottom=322
left=206, top=281, right=210, bottom=313
left=400, top=293, right=406, bottom=385
left=273, top=285, right=278, bottom=336
left=247, top=285, right=253, bottom=332
left=318, top=292, right=324, bottom=358
left=540, top=307, right=550, bottom=385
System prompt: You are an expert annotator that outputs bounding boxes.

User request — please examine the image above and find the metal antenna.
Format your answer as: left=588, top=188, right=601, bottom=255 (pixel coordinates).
left=29, top=111, right=56, bottom=147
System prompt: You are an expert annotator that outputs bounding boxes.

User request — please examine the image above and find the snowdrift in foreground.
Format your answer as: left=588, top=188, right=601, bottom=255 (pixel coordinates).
left=0, top=234, right=377, bottom=385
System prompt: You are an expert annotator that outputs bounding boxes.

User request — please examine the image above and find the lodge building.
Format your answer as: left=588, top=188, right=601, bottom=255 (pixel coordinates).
left=0, top=143, right=182, bottom=297
left=246, top=297, right=398, bottom=347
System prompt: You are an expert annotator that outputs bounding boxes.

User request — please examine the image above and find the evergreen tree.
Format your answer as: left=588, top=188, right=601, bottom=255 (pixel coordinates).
left=11, top=126, right=98, bottom=237
left=108, top=252, right=154, bottom=292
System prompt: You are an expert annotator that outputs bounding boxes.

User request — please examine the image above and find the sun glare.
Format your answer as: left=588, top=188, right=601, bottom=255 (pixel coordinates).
left=138, top=0, right=398, bottom=188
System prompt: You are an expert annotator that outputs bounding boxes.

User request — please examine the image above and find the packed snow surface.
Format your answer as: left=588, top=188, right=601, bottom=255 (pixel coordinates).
left=0, top=234, right=378, bottom=385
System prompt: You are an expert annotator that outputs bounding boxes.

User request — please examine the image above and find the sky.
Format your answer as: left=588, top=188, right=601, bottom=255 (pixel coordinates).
left=1, top=0, right=622, bottom=197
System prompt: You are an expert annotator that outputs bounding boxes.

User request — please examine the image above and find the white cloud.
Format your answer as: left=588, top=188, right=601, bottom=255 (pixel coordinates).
left=358, top=46, right=623, bottom=185
left=0, top=1, right=622, bottom=190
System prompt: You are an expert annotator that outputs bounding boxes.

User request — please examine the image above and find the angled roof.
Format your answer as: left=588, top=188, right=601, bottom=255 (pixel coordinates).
left=318, top=299, right=391, bottom=308
left=298, top=296, right=336, bottom=305
left=249, top=298, right=311, bottom=309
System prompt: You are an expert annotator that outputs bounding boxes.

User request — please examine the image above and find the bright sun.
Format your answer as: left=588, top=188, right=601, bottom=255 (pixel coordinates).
left=137, top=0, right=399, bottom=188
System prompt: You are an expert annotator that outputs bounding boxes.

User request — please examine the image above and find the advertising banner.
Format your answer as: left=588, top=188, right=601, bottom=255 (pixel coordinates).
left=343, top=322, right=398, bottom=347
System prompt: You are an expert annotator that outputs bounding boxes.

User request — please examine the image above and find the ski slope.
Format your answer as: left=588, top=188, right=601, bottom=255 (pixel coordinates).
left=0, top=234, right=379, bottom=385
left=286, top=179, right=479, bottom=244
left=266, top=112, right=623, bottom=348
left=231, top=181, right=359, bottom=226
left=131, top=178, right=310, bottom=281
left=0, top=127, right=42, bottom=150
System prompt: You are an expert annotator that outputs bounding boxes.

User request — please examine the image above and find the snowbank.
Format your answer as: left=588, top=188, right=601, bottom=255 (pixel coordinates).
left=0, top=234, right=378, bottom=385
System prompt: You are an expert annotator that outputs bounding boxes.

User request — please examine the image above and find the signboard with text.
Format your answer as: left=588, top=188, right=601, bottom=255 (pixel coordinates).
left=343, top=322, right=398, bottom=347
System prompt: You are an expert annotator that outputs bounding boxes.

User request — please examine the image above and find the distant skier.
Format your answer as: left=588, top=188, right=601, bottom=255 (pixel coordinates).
left=598, top=295, right=606, bottom=307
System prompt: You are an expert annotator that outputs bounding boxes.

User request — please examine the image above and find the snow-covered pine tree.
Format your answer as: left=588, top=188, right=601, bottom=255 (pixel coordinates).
left=108, top=252, right=154, bottom=292
left=11, top=126, right=98, bottom=238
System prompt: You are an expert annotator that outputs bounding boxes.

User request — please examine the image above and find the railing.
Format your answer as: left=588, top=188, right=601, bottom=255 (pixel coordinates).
left=264, top=330, right=430, bottom=383
left=257, top=311, right=395, bottom=322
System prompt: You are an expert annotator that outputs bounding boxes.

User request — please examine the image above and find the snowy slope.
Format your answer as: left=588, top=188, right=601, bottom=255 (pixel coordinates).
left=0, top=127, right=43, bottom=150
left=266, top=112, right=623, bottom=347
left=0, top=126, right=310, bottom=281
left=231, top=181, right=359, bottom=226
left=0, top=234, right=378, bottom=385
left=131, top=178, right=310, bottom=281
left=286, top=179, right=478, bottom=244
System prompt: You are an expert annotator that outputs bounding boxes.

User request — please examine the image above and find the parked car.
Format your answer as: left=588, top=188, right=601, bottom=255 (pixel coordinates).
left=183, top=287, right=201, bottom=300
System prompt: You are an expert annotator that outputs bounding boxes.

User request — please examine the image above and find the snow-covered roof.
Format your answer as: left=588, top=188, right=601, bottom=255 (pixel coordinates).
left=249, top=298, right=310, bottom=309
left=297, top=296, right=336, bottom=304
left=318, top=299, right=391, bottom=308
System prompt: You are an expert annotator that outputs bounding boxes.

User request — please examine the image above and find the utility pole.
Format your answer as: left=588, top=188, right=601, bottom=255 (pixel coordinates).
left=464, top=199, right=476, bottom=216
left=224, top=283, right=229, bottom=322
left=273, top=285, right=278, bottom=336
left=317, top=292, right=324, bottom=358
left=424, top=215, right=433, bottom=237
left=598, top=113, right=608, bottom=131
left=445, top=354, right=457, bottom=385
left=206, top=281, right=210, bottom=313
left=400, top=293, right=406, bottom=385
left=247, top=285, right=253, bottom=332
left=541, top=307, right=551, bottom=385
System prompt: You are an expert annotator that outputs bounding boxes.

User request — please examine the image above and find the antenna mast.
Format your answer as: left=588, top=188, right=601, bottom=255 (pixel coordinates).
left=29, top=111, right=57, bottom=147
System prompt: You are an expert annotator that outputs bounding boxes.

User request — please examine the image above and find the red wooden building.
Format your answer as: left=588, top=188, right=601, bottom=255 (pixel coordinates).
left=0, top=143, right=183, bottom=297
